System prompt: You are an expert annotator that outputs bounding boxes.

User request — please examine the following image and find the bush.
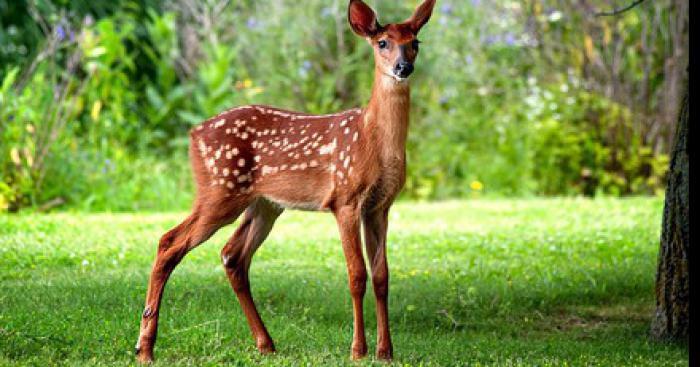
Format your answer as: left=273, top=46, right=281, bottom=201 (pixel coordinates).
left=0, top=0, right=683, bottom=212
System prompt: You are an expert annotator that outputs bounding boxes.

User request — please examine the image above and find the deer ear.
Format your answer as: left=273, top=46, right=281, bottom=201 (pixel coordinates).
left=406, top=0, right=436, bottom=34
left=348, top=0, right=379, bottom=37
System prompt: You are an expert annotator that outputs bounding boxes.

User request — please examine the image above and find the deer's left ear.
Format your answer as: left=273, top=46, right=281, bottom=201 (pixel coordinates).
left=406, top=0, right=436, bottom=34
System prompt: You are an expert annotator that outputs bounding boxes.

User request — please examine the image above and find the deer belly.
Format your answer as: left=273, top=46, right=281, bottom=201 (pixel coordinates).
left=257, top=171, right=333, bottom=212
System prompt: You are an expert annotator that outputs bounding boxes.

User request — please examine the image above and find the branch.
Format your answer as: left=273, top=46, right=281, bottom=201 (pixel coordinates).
left=595, top=0, right=648, bottom=17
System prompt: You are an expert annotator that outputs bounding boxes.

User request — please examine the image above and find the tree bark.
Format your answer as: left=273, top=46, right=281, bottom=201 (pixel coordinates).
left=650, top=80, right=689, bottom=341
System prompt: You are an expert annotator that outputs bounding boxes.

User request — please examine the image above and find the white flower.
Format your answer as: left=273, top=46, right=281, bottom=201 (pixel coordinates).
left=548, top=11, right=563, bottom=22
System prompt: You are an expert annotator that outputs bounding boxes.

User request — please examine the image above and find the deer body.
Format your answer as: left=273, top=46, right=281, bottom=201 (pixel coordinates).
left=136, top=0, right=435, bottom=363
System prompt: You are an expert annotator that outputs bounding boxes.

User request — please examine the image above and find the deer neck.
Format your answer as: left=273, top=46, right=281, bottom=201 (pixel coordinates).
left=363, top=68, right=411, bottom=163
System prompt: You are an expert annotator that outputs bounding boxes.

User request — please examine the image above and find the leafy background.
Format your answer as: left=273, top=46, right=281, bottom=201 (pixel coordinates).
left=0, top=0, right=688, bottom=212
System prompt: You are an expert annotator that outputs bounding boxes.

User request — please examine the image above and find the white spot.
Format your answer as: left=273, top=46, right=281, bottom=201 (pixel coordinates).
left=262, top=165, right=275, bottom=175
left=238, top=159, right=246, bottom=167
left=197, top=139, right=207, bottom=156
left=318, top=139, right=337, bottom=155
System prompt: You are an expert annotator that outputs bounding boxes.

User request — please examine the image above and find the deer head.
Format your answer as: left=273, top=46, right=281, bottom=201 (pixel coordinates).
left=348, top=0, right=436, bottom=82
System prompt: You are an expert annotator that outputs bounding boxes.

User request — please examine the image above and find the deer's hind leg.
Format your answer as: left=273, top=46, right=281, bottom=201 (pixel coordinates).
left=221, top=198, right=283, bottom=354
left=136, top=194, right=249, bottom=363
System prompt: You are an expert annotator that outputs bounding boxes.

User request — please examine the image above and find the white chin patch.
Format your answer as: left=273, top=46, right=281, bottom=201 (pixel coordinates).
left=392, top=75, right=408, bottom=83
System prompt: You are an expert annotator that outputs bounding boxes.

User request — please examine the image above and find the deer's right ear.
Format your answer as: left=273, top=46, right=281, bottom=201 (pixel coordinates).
left=348, top=0, right=379, bottom=37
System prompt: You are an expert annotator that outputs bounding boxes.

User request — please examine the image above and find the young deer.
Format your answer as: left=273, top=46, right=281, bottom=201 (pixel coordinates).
left=135, top=0, right=436, bottom=362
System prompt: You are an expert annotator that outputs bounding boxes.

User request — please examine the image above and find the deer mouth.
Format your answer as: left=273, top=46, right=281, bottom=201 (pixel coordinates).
left=382, top=71, right=409, bottom=83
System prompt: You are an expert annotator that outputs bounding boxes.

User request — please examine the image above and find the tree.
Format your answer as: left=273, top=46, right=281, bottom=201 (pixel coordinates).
left=650, top=78, right=688, bottom=341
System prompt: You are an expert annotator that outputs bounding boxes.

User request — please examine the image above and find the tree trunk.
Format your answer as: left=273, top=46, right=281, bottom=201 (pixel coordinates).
left=650, top=81, right=689, bottom=341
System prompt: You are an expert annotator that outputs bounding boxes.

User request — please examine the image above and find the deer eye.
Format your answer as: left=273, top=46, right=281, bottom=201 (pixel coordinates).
left=378, top=40, right=388, bottom=49
left=412, top=40, right=421, bottom=50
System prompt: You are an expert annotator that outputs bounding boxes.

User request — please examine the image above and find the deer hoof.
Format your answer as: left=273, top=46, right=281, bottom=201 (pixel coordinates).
left=256, top=340, right=276, bottom=355
left=136, top=352, right=154, bottom=364
left=351, top=344, right=368, bottom=360
left=376, top=348, right=393, bottom=361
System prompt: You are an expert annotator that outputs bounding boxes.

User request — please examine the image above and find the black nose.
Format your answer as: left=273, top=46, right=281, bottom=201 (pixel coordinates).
left=394, top=62, right=414, bottom=78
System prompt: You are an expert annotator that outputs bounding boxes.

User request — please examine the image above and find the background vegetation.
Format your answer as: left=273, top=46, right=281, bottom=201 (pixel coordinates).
left=0, top=0, right=688, bottom=212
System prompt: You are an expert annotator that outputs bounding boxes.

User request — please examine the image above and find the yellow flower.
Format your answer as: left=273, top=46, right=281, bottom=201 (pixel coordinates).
left=243, top=79, right=253, bottom=89
left=247, top=86, right=264, bottom=97
left=470, top=180, right=484, bottom=191
left=10, top=148, right=20, bottom=165
left=91, top=100, right=102, bottom=121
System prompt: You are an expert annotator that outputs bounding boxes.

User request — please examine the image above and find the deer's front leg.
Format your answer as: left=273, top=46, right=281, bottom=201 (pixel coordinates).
left=334, top=205, right=368, bottom=360
left=363, top=208, right=393, bottom=360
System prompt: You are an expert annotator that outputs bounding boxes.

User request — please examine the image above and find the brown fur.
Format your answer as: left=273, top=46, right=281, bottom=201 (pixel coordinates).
left=135, top=0, right=436, bottom=363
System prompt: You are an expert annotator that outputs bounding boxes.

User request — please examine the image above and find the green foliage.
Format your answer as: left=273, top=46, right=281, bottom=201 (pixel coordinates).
left=0, top=0, right=683, bottom=212
left=0, top=199, right=689, bottom=365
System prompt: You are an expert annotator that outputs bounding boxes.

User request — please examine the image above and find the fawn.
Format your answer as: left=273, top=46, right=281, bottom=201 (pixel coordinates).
left=135, top=0, right=436, bottom=362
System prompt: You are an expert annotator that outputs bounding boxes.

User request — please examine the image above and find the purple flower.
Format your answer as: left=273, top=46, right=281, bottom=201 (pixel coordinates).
left=102, top=159, right=114, bottom=174
left=69, top=30, right=76, bottom=42
left=299, top=60, right=312, bottom=77
left=465, top=54, right=474, bottom=65
left=299, top=60, right=312, bottom=78
left=470, top=0, right=481, bottom=7
left=439, top=96, right=450, bottom=105
left=504, top=33, right=516, bottom=46
left=246, top=17, right=259, bottom=30
left=440, top=3, right=454, bottom=15
left=481, top=35, right=498, bottom=46
left=56, top=25, right=66, bottom=40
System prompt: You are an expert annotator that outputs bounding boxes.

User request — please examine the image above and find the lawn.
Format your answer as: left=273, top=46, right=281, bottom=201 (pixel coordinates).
left=0, top=198, right=688, bottom=366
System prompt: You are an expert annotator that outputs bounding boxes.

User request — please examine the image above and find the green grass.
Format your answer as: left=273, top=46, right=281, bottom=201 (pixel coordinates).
left=0, top=198, right=688, bottom=366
